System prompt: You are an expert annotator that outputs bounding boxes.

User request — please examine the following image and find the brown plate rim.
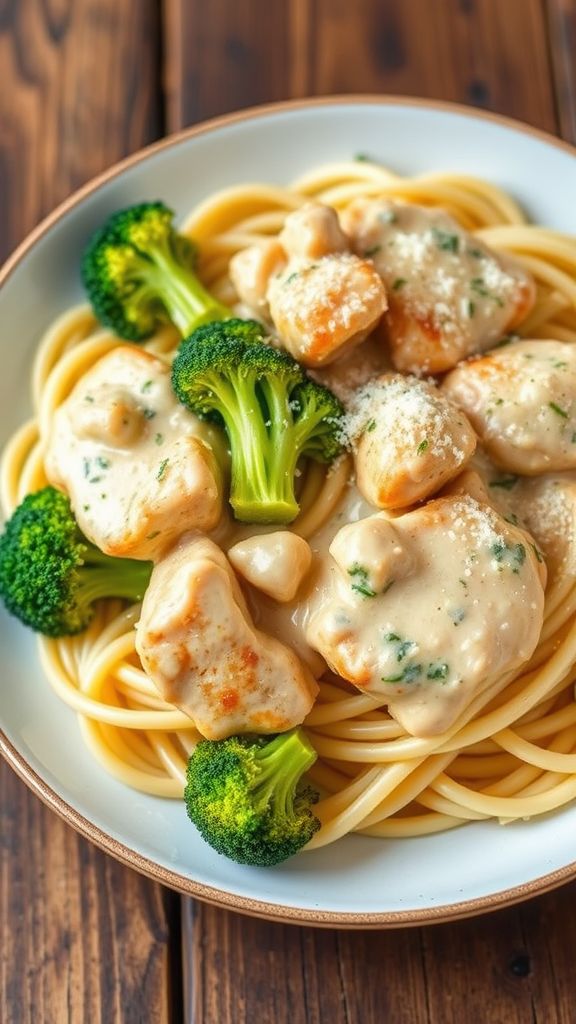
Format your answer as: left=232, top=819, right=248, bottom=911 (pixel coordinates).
left=2, top=94, right=576, bottom=928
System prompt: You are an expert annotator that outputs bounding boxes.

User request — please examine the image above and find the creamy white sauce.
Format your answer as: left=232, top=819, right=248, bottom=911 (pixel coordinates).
left=303, top=495, right=545, bottom=735
left=442, top=340, right=576, bottom=474
left=45, top=346, right=225, bottom=560
left=341, top=198, right=535, bottom=374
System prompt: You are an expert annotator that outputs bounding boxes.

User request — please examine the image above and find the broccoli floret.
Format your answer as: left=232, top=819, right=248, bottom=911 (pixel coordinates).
left=184, top=729, right=320, bottom=866
left=81, top=201, right=231, bottom=341
left=0, top=487, right=152, bottom=636
left=171, top=319, right=345, bottom=523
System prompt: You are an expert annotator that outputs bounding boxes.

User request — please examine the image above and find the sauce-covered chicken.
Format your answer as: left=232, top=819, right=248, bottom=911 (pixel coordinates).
left=442, top=340, right=576, bottom=474
left=228, top=532, right=312, bottom=602
left=305, top=496, right=545, bottom=735
left=136, top=536, right=318, bottom=739
left=230, top=203, right=387, bottom=367
left=347, top=374, right=476, bottom=509
left=45, top=347, right=223, bottom=560
left=341, top=198, right=535, bottom=374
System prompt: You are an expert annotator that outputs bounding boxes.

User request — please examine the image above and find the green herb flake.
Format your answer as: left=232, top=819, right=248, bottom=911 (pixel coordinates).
left=427, top=661, right=449, bottom=680
left=382, top=663, right=423, bottom=684
left=468, top=300, right=476, bottom=318
left=157, top=458, right=169, bottom=481
left=489, top=475, right=518, bottom=491
left=365, top=419, right=377, bottom=433
left=549, top=401, right=569, bottom=420
left=96, top=456, right=111, bottom=470
left=530, top=543, right=544, bottom=564
left=84, top=394, right=94, bottom=403
left=392, top=277, right=407, bottom=290
left=379, top=209, right=397, bottom=225
left=141, top=379, right=153, bottom=393
left=471, top=277, right=504, bottom=307
left=146, top=530, right=161, bottom=540
left=348, top=564, right=376, bottom=599
left=468, top=247, right=484, bottom=259
left=364, top=245, right=381, bottom=258
left=284, top=271, right=299, bottom=286
left=432, top=227, right=459, bottom=253
left=143, top=407, right=157, bottom=420
left=416, top=438, right=429, bottom=456
left=354, top=153, right=370, bottom=162
left=154, top=432, right=164, bottom=445
left=491, top=540, right=526, bottom=573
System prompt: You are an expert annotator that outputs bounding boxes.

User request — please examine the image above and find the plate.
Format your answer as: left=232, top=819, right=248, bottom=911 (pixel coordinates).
left=2, top=97, right=576, bottom=928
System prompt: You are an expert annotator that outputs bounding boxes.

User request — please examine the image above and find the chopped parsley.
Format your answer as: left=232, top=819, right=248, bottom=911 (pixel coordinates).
left=382, top=663, right=423, bottom=684
left=146, top=530, right=160, bottom=540
left=427, top=661, right=449, bottom=680
left=490, top=540, right=526, bottom=573
left=365, top=419, right=377, bottom=433
left=284, top=271, right=299, bottom=285
left=392, top=277, right=407, bottom=290
left=157, top=458, right=169, bottom=481
left=95, top=455, right=111, bottom=470
left=143, top=407, right=156, bottom=420
left=354, top=152, right=370, bottom=162
left=141, top=379, right=153, bottom=393
left=471, top=277, right=504, bottom=306
left=364, top=245, right=381, bottom=257
left=84, top=394, right=94, bottom=403
left=432, top=227, right=459, bottom=253
left=416, top=438, right=429, bottom=456
left=549, top=401, right=569, bottom=420
left=154, top=432, right=164, bottom=445
left=468, top=300, right=476, bottom=318
left=489, top=475, right=518, bottom=491
left=530, top=543, right=544, bottom=564
left=348, top=564, right=376, bottom=599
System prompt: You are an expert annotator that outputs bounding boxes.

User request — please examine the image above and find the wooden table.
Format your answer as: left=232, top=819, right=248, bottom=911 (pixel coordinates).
left=2, top=2, right=576, bottom=1021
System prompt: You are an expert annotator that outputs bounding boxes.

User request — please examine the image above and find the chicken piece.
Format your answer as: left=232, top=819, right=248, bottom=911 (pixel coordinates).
left=348, top=373, right=476, bottom=509
left=279, top=202, right=349, bottom=260
left=229, top=239, right=287, bottom=320
left=228, top=532, right=312, bottom=601
left=341, top=198, right=535, bottom=374
left=442, top=340, right=576, bottom=475
left=136, top=536, right=318, bottom=739
left=267, top=254, right=387, bottom=367
left=449, top=461, right=576, bottom=583
left=45, top=346, right=223, bottom=561
left=305, top=496, right=545, bottom=736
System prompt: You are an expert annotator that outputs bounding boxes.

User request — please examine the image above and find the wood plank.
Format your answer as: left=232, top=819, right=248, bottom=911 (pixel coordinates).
left=184, top=894, right=574, bottom=1024
left=546, top=0, right=576, bottom=142
left=0, top=3, right=175, bottom=1021
left=162, top=0, right=293, bottom=133
left=0, top=0, right=162, bottom=262
left=1, top=770, right=178, bottom=1023
left=163, top=0, right=557, bottom=133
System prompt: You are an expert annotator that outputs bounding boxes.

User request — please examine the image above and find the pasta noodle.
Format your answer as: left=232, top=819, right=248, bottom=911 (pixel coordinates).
left=3, top=159, right=576, bottom=849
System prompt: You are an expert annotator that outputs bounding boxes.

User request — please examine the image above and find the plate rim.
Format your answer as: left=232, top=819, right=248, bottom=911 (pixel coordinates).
left=3, top=93, right=576, bottom=928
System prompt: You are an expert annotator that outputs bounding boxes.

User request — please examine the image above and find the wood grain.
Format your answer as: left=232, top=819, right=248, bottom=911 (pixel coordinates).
left=546, top=0, right=576, bottom=141
left=0, top=0, right=162, bottom=262
left=163, top=0, right=558, bottom=132
left=0, top=3, right=176, bottom=1022
left=183, top=890, right=576, bottom=1024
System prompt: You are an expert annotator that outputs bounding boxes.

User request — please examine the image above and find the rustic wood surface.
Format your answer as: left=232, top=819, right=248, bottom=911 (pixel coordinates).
left=2, top=1, right=576, bottom=1021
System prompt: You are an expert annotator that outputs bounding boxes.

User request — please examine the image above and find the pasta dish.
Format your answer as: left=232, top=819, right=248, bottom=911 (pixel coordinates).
left=2, top=158, right=576, bottom=865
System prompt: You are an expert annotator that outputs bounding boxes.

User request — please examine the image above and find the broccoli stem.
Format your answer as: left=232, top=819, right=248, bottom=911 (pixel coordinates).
left=75, top=543, right=152, bottom=610
left=140, top=244, right=229, bottom=336
left=250, top=730, right=317, bottom=818
left=212, top=373, right=301, bottom=524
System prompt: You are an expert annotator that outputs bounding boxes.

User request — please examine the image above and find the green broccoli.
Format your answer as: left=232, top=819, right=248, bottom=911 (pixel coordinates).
left=171, top=319, right=345, bottom=523
left=81, top=201, right=231, bottom=341
left=0, top=487, right=152, bottom=637
left=184, top=729, right=320, bottom=866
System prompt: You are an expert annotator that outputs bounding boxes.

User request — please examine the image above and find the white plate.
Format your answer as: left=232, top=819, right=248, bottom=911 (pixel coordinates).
left=2, top=97, right=576, bottom=927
